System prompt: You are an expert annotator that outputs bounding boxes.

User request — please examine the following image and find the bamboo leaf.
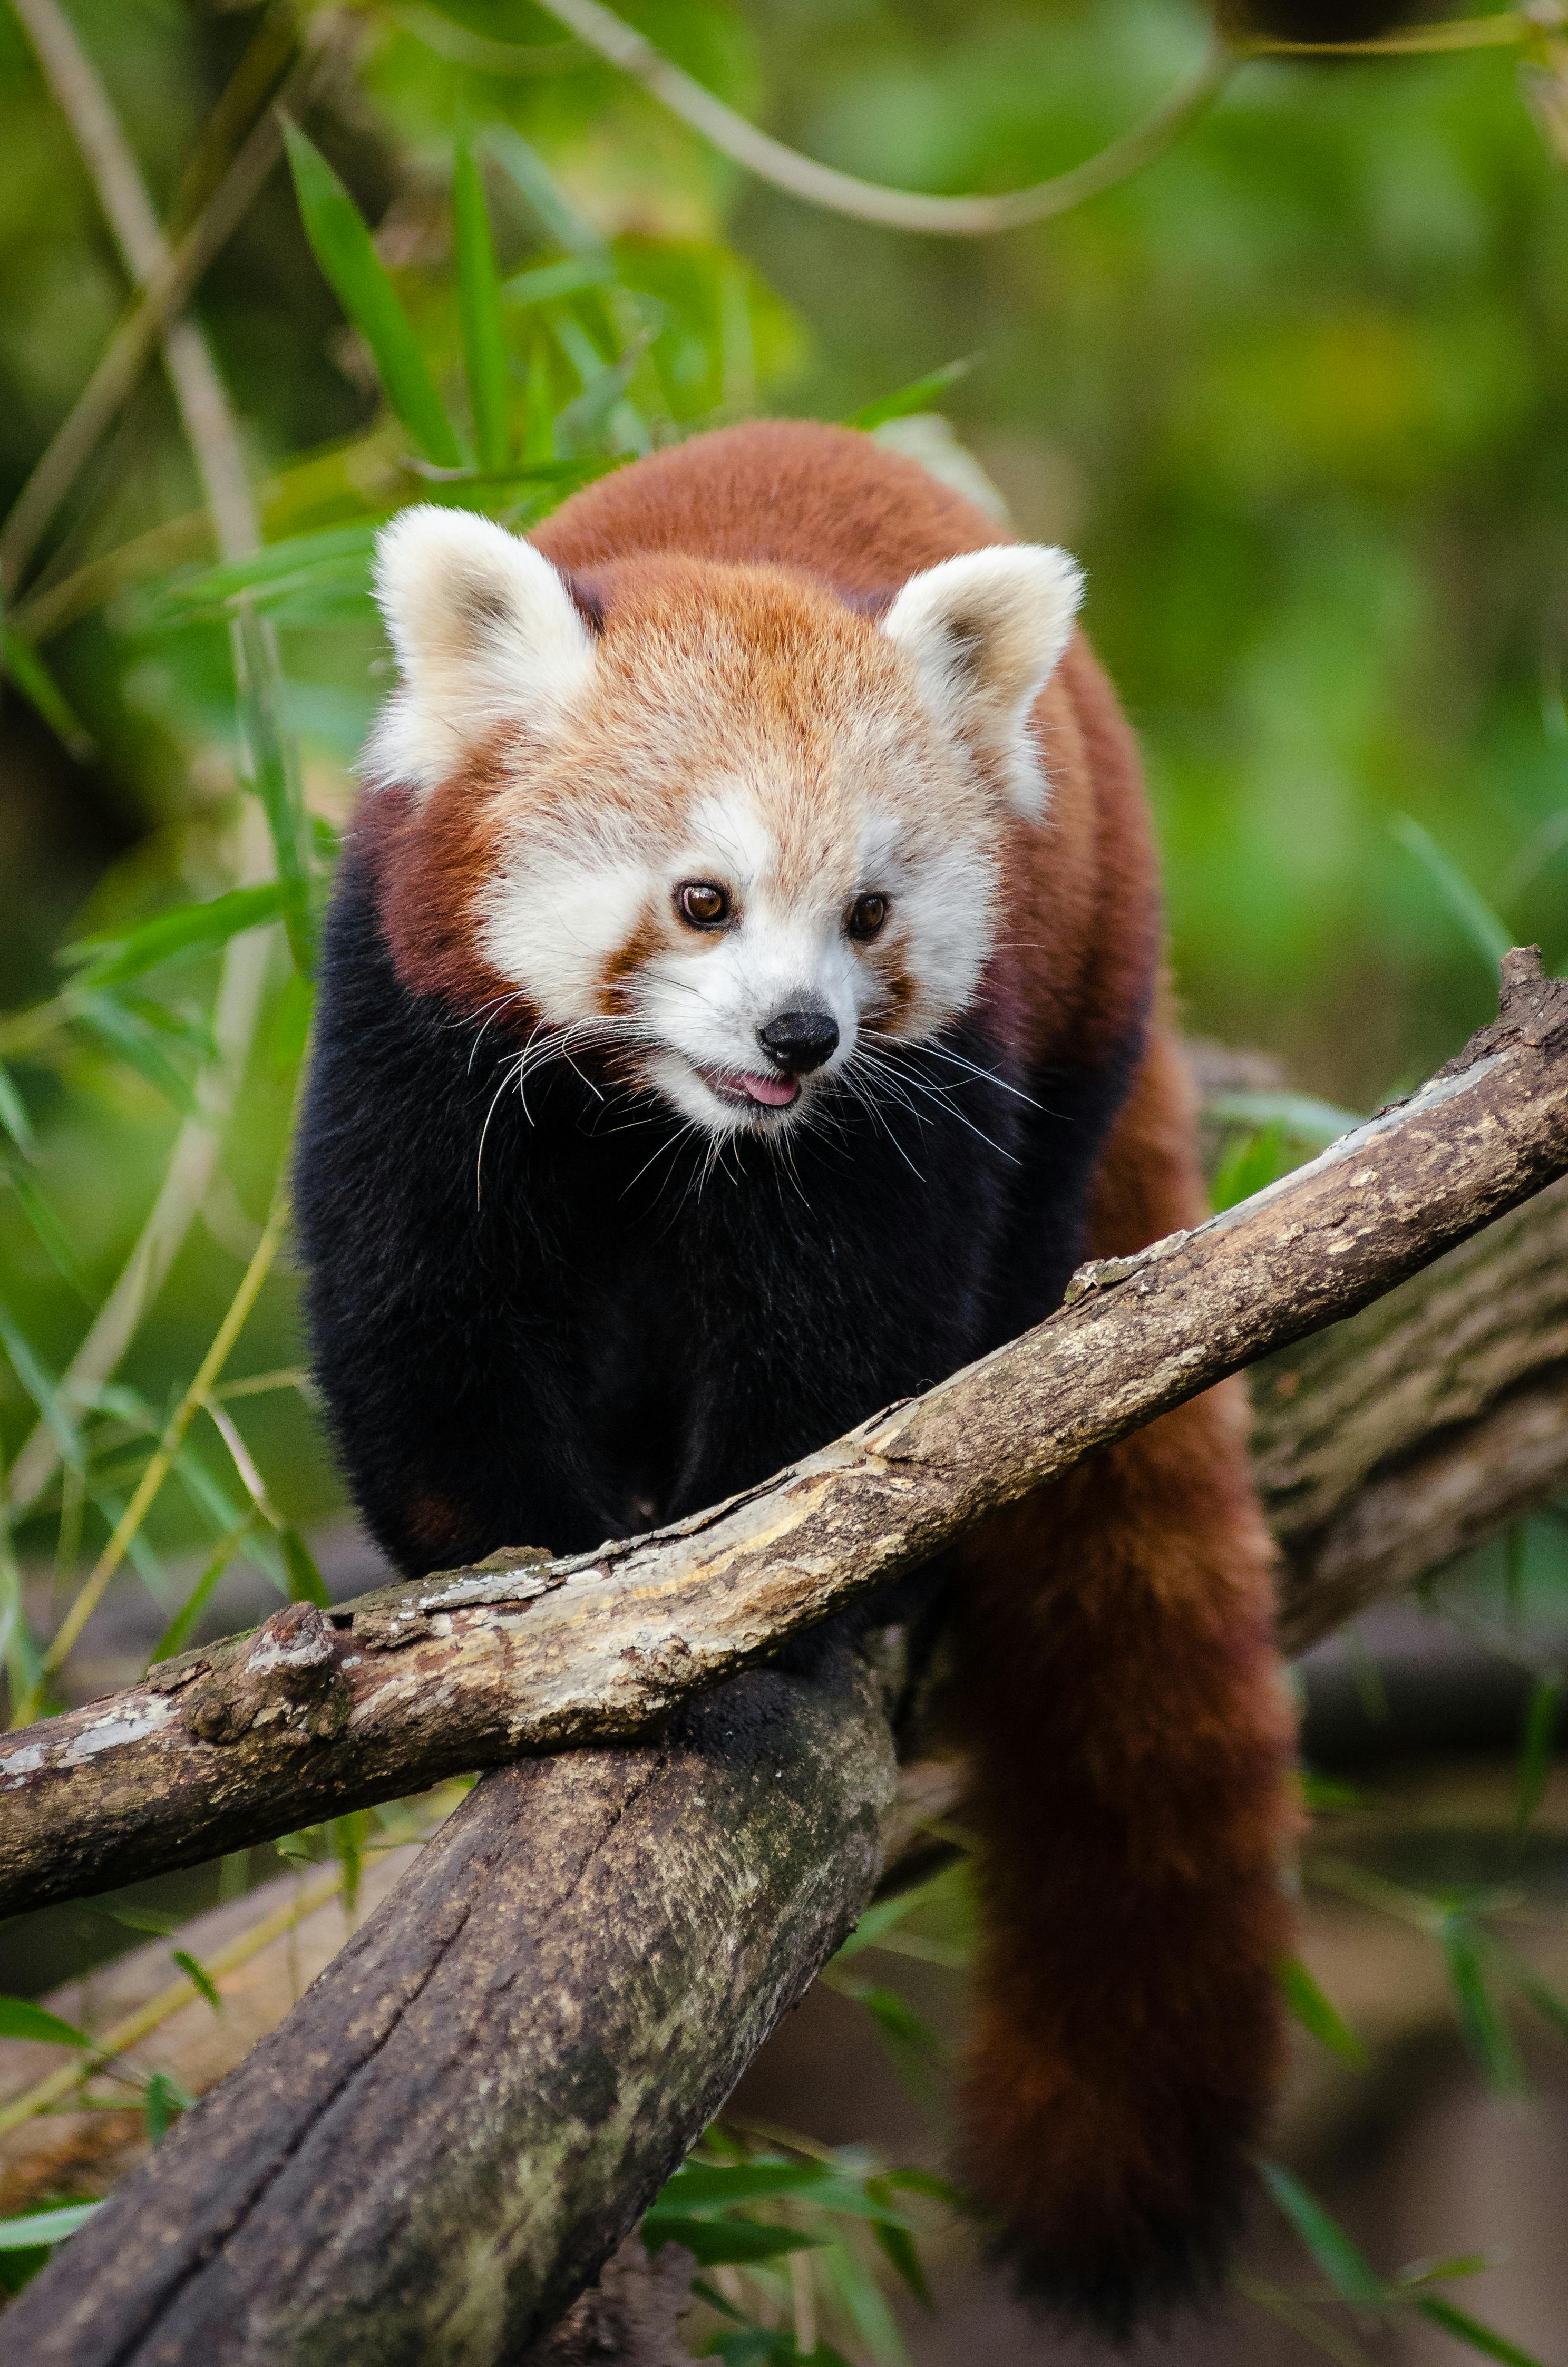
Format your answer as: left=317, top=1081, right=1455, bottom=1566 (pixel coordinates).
left=657, top=2159, right=828, bottom=2210
left=847, top=357, right=977, bottom=431
left=155, top=522, right=383, bottom=610
left=870, top=2217, right=934, bottom=2312
left=327, top=1810, right=369, bottom=1917
left=5, top=1166, right=92, bottom=1303
left=75, top=990, right=200, bottom=1112
left=0, top=1060, right=35, bottom=1152
left=1260, top=2162, right=1389, bottom=2310
left=485, top=124, right=608, bottom=259
left=1440, top=1917, right=1525, bottom=2096
left=0, top=1996, right=92, bottom=2048
left=502, top=254, right=616, bottom=308
left=0, top=2203, right=99, bottom=2251
left=1280, top=1955, right=1368, bottom=2067
left=0, top=1298, right=85, bottom=1468
left=639, top=2212, right=824, bottom=2267
left=172, top=1950, right=222, bottom=2014
left=453, top=137, right=511, bottom=472
left=1205, top=1089, right=1362, bottom=1146
left=1396, top=2254, right=1499, bottom=2288
left=1513, top=1676, right=1562, bottom=1841
left=1211, top=1121, right=1288, bottom=1211
left=143, top=2068, right=192, bottom=2146
left=282, top=122, right=461, bottom=467
left=279, top=1523, right=330, bottom=1608
left=820, top=2236, right=908, bottom=2366
left=833, top=1888, right=932, bottom=1962
left=63, top=885, right=286, bottom=987
left=149, top=1519, right=254, bottom=1666
left=1503, top=1957, right=1568, bottom=2043
left=231, top=605, right=313, bottom=977
left=0, top=624, right=93, bottom=762
left=1233, top=2269, right=1386, bottom=2367
left=1411, top=2294, right=1551, bottom=2367
left=1393, top=817, right=1513, bottom=974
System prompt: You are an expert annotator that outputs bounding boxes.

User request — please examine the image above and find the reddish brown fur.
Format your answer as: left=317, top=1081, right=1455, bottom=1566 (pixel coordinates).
left=954, top=1030, right=1296, bottom=2317
left=365, top=424, right=1297, bottom=2317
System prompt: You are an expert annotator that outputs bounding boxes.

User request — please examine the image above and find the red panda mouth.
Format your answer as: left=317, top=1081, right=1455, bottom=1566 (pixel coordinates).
left=695, top=1066, right=801, bottom=1112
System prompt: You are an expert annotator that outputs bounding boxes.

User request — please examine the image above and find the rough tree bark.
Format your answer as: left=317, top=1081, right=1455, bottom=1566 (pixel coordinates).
left=4, top=948, right=1567, bottom=1916
left=3, top=1650, right=895, bottom=2365
left=1260, top=1170, right=1568, bottom=1650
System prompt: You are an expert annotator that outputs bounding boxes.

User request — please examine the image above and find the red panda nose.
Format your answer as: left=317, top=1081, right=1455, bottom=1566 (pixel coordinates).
left=757, top=1008, right=840, bottom=1075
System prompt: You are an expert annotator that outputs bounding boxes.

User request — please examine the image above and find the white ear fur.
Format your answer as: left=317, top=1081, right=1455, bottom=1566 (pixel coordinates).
left=364, top=505, right=597, bottom=790
left=881, top=544, right=1083, bottom=820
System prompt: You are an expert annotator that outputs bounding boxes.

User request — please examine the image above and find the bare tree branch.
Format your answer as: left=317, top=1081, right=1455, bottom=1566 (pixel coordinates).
left=522, top=2, right=1522, bottom=237
left=528, top=0, right=1236, bottom=236
left=5, top=949, right=1566, bottom=1918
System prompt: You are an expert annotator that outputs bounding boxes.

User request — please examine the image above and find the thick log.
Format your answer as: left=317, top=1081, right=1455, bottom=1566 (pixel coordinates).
left=2, top=1648, right=895, bottom=2365
left=4, top=948, right=1567, bottom=1917
left=1259, top=1172, right=1568, bottom=1650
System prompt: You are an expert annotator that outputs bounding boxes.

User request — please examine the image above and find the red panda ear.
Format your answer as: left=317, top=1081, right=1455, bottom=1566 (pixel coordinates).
left=881, top=545, right=1083, bottom=821
left=365, top=506, right=597, bottom=790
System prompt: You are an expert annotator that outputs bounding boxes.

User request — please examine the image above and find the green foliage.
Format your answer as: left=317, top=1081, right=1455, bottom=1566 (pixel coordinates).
left=649, top=2135, right=947, bottom=2363
left=0, top=1996, right=92, bottom=2048
left=283, top=121, right=464, bottom=469
left=1261, top=2165, right=1553, bottom=2367
left=0, top=2202, right=100, bottom=2253
left=1279, top=1954, right=1367, bottom=2067
left=453, top=137, right=513, bottom=471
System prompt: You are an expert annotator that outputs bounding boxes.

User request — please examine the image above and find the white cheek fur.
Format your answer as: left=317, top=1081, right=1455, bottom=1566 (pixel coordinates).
left=478, top=844, right=651, bottom=1021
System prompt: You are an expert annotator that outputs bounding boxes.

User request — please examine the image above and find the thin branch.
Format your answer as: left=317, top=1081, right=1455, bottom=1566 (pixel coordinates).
left=530, top=0, right=1238, bottom=236
left=1238, top=9, right=1530, bottom=58
left=522, top=0, right=1526, bottom=238
left=4, top=949, right=1565, bottom=1919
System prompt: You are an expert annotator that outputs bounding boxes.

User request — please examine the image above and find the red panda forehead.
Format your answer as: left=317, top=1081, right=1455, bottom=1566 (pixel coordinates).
left=542, top=556, right=965, bottom=856
left=583, top=556, right=907, bottom=729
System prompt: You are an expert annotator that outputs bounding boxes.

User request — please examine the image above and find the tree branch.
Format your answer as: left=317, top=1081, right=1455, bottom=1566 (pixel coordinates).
left=5, top=949, right=1566, bottom=1918
left=2, top=1652, right=895, bottom=2367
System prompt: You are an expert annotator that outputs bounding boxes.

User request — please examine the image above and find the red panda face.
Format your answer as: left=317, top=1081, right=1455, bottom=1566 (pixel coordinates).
left=367, top=513, right=1081, bottom=1137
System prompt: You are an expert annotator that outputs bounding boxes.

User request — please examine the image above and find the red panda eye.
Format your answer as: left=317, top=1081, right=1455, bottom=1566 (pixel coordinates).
left=847, top=893, right=889, bottom=941
left=677, top=881, right=731, bottom=929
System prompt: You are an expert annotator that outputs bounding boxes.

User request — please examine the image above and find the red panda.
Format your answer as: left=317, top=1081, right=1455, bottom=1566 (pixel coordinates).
left=295, top=420, right=1296, bottom=2333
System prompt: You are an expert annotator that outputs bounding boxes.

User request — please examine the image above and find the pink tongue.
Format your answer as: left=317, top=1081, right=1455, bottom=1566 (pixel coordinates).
left=739, top=1070, right=798, bottom=1107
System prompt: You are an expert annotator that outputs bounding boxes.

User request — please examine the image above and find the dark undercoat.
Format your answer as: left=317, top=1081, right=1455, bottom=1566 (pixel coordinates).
left=296, top=843, right=1144, bottom=1580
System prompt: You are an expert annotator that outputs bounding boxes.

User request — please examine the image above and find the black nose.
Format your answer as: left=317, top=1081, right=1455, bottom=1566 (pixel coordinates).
left=758, top=1007, right=840, bottom=1075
